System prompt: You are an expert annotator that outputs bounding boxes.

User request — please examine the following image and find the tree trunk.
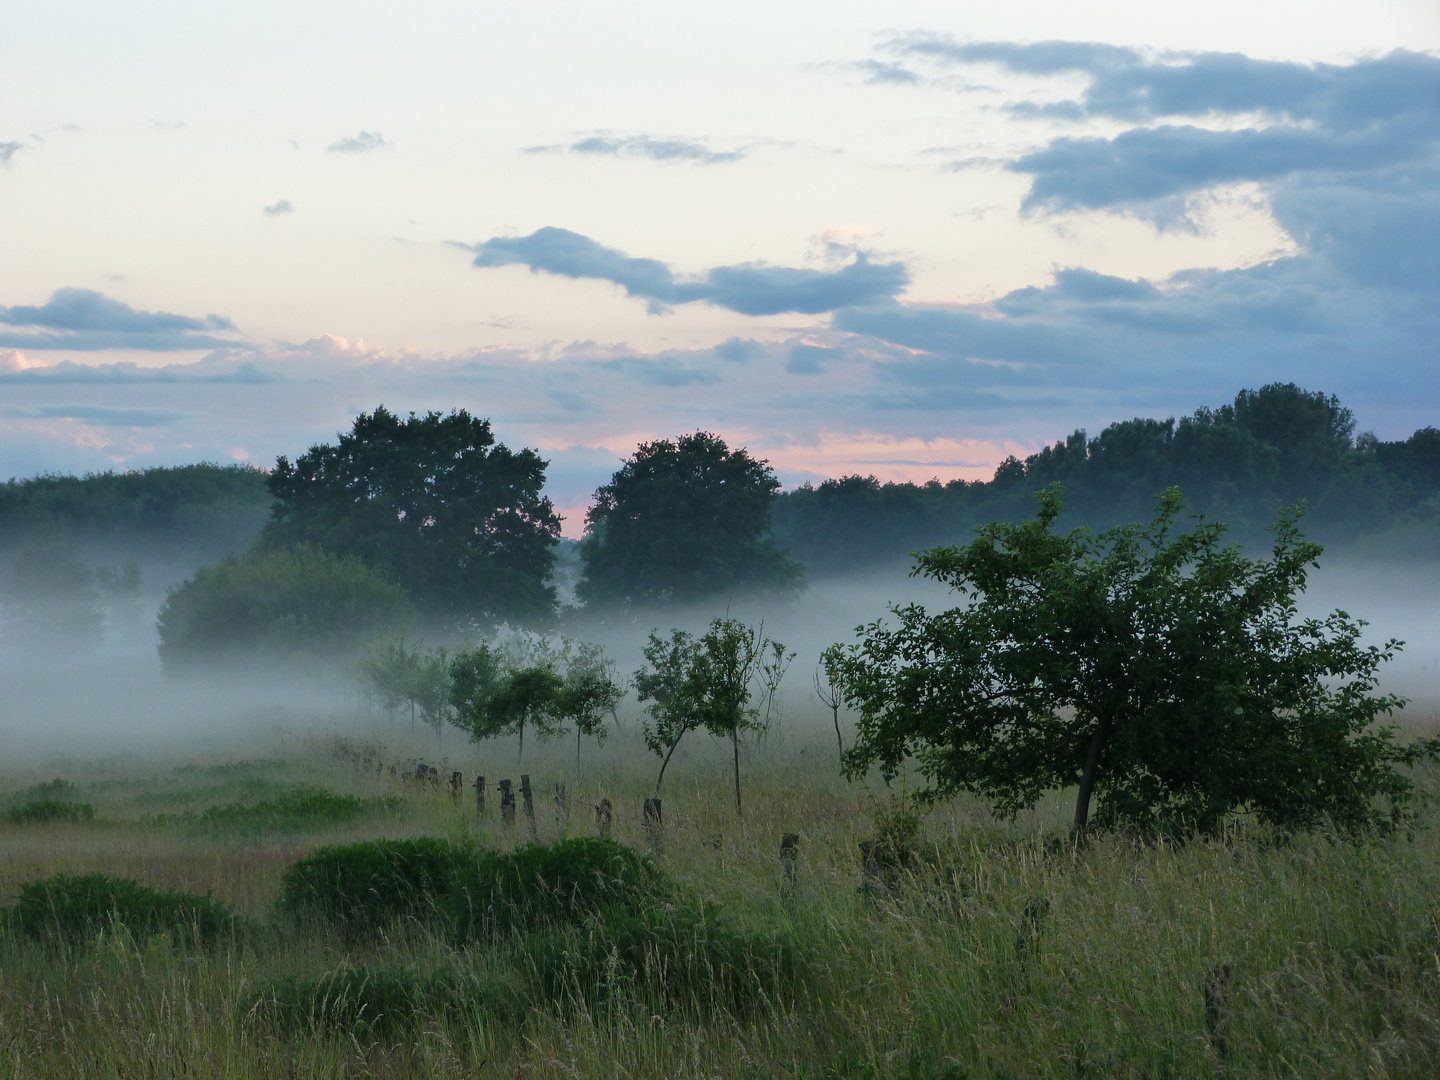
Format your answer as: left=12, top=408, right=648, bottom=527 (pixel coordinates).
left=655, top=731, right=686, bottom=794
left=732, top=722, right=743, bottom=816
left=832, top=705, right=844, bottom=767
left=1072, top=716, right=1111, bottom=836
left=518, top=721, right=524, bottom=764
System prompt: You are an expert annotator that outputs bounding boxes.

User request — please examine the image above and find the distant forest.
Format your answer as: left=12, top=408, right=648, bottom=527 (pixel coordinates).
left=773, top=385, right=1440, bottom=574
left=1, top=385, right=1437, bottom=591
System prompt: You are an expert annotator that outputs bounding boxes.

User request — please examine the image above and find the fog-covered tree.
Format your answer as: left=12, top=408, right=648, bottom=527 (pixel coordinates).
left=157, top=544, right=411, bottom=670
left=3, top=536, right=104, bottom=644
left=265, top=407, right=561, bottom=629
left=826, top=485, right=1427, bottom=837
left=578, top=431, right=803, bottom=607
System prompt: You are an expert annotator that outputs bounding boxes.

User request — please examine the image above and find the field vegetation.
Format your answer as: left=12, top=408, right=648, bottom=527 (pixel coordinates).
left=1, top=713, right=1437, bottom=1079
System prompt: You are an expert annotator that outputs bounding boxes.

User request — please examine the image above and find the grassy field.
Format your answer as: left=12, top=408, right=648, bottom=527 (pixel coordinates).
left=1, top=708, right=1438, bottom=1080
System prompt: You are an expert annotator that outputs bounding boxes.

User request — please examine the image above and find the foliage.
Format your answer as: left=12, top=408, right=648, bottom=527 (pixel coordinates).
left=578, top=430, right=804, bottom=607
left=8, top=872, right=242, bottom=945
left=774, top=384, right=1440, bottom=575
left=4, top=799, right=94, bottom=824
left=2, top=535, right=104, bottom=643
left=156, top=543, right=411, bottom=669
left=631, top=619, right=792, bottom=808
left=198, top=787, right=397, bottom=832
left=827, top=485, right=1426, bottom=836
left=249, top=964, right=524, bottom=1036
left=264, top=406, right=561, bottom=629
left=275, top=835, right=670, bottom=939
left=0, top=463, right=273, bottom=565
left=358, top=637, right=453, bottom=737
left=634, top=628, right=705, bottom=793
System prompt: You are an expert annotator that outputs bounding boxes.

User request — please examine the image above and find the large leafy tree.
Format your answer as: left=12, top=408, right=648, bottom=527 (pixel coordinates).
left=825, top=485, right=1427, bottom=837
left=265, top=407, right=561, bottom=628
left=578, top=431, right=803, bottom=607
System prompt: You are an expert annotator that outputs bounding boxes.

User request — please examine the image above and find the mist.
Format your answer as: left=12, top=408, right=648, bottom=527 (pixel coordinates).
left=3, top=548, right=1436, bottom=774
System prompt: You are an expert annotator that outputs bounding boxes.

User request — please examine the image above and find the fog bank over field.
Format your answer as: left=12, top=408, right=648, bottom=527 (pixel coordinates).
left=2, top=552, right=1436, bottom=770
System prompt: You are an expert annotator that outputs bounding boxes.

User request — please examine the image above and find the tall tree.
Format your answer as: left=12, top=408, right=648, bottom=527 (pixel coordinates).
left=578, top=431, right=803, bottom=607
left=826, top=485, right=1427, bottom=837
left=265, top=407, right=561, bottom=629
left=633, top=628, right=705, bottom=794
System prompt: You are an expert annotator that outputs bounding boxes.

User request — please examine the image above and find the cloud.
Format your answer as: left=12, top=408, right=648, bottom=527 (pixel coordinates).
left=599, top=356, right=723, bottom=387
left=555, top=134, right=746, bottom=165
left=327, top=130, right=389, bottom=153
left=851, top=59, right=922, bottom=85
left=263, top=199, right=293, bottom=216
left=888, top=41, right=1440, bottom=228
left=2, top=403, right=186, bottom=427
left=0, top=356, right=282, bottom=383
left=467, top=227, right=909, bottom=315
left=0, top=289, right=239, bottom=351
left=0, top=141, right=23, bottom=165
left=785, top=343, right=833, bottom=374
left=713, top=337, right=764, bottom=364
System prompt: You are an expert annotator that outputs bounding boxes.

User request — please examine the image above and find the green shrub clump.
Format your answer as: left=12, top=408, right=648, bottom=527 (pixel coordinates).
left=276, top=835, right=669, bottom=937
left=7, top=872, right=243, bottom=945
left=249, top=964, right=523, bottom=1037
left=4, top=799, right=95, bottom=824
left=200, top=787, right=397, bottom=832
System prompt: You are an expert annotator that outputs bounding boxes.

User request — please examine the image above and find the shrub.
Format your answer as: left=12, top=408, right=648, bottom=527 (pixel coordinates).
left=275, top=837, right=475, bottom=933
left=8, top=872, right=243, bottom=945
left=12, top=778, right=81, bottom=803
left=156, top=543, right=412, bottom=671
left=248, top=964, right=523, bottom=1037
left=199, top=787, right=397, bottom=832
left=5, top=799, right=94, bottom=825
left=522, top=902, right=801, bottom=1016
left=276, top=835, right=670, bottom=939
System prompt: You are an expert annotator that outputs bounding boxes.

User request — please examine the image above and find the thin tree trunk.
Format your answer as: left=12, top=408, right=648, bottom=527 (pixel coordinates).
left=1072, top=716, right=1111, bottom=836
left=732, top=721, right=743, bottom=816
left=832, top=705, right=844, bottom=766
left=655, top=731, right=687, bottom=795
left=518, top=721, right=524, bottom=764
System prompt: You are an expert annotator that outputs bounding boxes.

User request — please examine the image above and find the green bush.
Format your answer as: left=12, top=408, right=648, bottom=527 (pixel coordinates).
left=4, top=799, right=94, bottom=825
left=275, top=836, right=475, bottom=933
left=248, top=964, right=523, bottom=1037
left=199, top=787, right=397, bottom=832
left=11, top=779, right=81, bottom=803
left=522, top=902, right=800, bottom=1016
left=156, top=542, right=411, bottom=670
left=276, top=835, right=670, bottom=938
left=8, top=872, right=243, bottom=945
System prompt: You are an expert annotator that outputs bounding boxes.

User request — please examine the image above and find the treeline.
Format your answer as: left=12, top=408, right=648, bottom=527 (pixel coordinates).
left=773, top=385, right=1440, bottom=574
left=0, top=463, right=272, bottom=566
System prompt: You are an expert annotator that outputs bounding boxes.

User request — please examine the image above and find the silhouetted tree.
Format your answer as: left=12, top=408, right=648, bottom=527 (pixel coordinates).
left=578, top=431, right=803, bottom=607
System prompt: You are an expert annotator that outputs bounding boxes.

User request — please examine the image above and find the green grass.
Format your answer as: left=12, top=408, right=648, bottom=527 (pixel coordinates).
left=4, top=798, right=95, bottom=824
left=0, top=722, right=1436, bottom=1078
left=198, top=786, right=399, bottom=832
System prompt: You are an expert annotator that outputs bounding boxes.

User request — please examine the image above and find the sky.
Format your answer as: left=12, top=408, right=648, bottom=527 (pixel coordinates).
left=1, top=0, right=1437, bottom=532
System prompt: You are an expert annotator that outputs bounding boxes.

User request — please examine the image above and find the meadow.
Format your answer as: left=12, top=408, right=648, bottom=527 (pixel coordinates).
left=1, top=704, right=1438, bottom=1080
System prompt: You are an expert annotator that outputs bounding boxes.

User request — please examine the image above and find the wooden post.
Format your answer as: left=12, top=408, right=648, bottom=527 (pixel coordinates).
left=780, top=832, right=799, bottom=890
left=450, top=771, right=462, bottom=801
left=499, top=779, right=515, bottom=826
left=594, top=798, right=612, bottom=838
left=415, top=762, right=428, bottom=783
left=520, top=774, right=536, bottom=838
left=554, top=781, right=568, bottom=836
left=473, top=774, right=486, bottom=817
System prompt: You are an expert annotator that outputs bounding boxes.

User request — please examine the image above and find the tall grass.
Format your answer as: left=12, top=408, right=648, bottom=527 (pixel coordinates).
left=0, top=719, right=1437, bottom=1078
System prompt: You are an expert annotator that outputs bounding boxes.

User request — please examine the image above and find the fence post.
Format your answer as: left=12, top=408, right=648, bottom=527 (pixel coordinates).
left=473, top=774, right=486, bottom=817
left=499, top=779, right=515, bottom=826
left=780, top=832, right=799, bottom=890
left=594, top=798, right=612, bottom=837
left=554, top=782, right=568, bottom=837
left=450, top=771, right=462, bottom=801
left=520, top=774, right=537, bottom=839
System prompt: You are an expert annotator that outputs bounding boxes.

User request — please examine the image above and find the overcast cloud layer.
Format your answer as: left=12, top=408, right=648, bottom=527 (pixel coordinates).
left=1, top=1, right=1436, bottom=528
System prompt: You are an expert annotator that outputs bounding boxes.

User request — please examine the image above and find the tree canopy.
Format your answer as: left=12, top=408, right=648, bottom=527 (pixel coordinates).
left=825, top=485, right=1427, bottom=837
left=264, top=407, right=561, bottom=629
left=578, top=431, right=803, bottom=607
